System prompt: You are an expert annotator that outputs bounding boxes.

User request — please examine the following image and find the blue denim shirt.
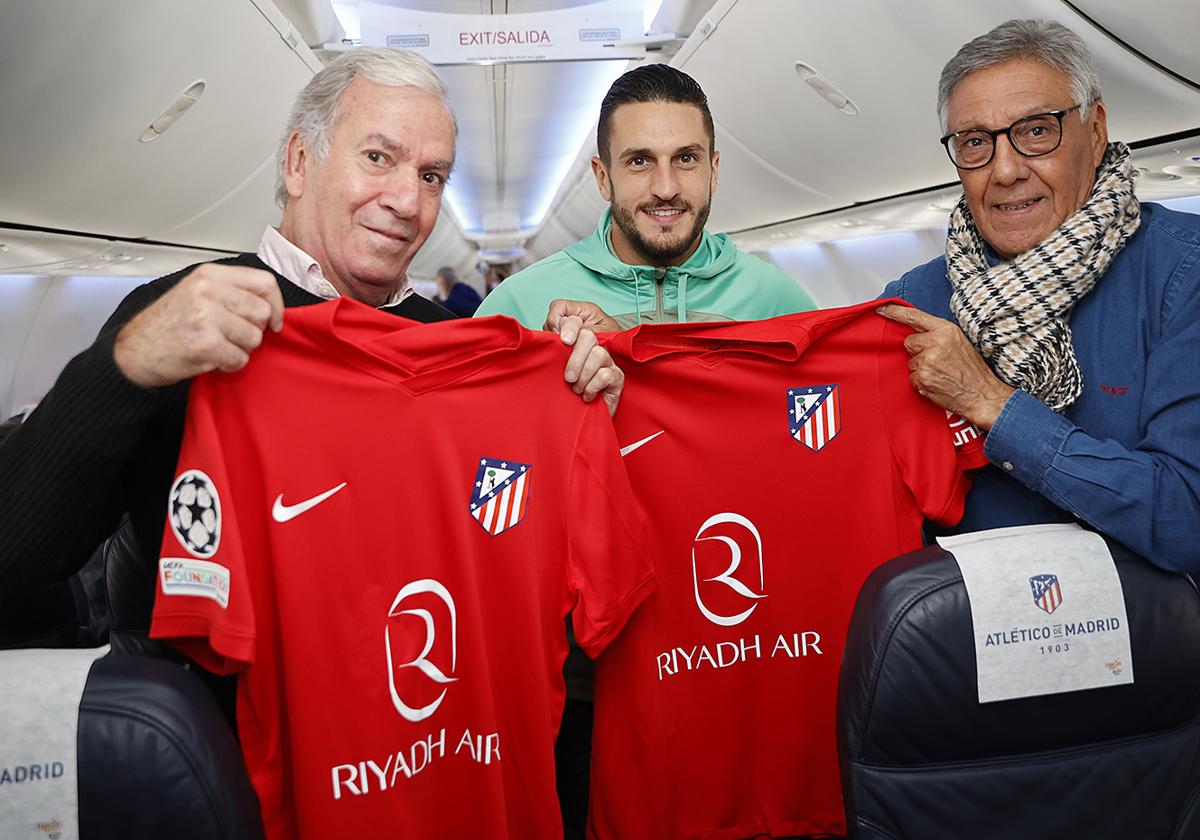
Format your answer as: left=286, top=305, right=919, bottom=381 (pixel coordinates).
left=882, top=203, right=1200, bottom=572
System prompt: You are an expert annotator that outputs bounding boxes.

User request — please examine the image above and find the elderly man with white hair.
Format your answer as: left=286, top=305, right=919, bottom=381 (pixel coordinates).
left=0, top=47, right=623, bottom=629
left=878, top=19, right=1200, bottom=572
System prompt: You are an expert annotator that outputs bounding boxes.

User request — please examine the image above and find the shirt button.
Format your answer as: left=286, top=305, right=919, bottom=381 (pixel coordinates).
left=1002, top=461, right=1014, bottom=472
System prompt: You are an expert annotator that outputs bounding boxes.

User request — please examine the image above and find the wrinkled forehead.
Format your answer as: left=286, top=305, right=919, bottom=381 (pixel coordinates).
left=333, top=79, right=458, bottom=134
left=946, top=58, right=1074, bottom=130
left=333, top=79, right=457, bottom=148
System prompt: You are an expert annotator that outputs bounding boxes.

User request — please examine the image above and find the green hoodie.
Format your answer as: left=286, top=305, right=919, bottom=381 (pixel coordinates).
left=475, top=208, right=816, bottom=328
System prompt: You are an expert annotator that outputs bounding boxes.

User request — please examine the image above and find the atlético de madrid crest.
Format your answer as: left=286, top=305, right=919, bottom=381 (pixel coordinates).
left=469, top=457, right=532, bottom=536
left=788, top=385, right=841, bottom=451
left=1030, top=574, right=1063, bottom=614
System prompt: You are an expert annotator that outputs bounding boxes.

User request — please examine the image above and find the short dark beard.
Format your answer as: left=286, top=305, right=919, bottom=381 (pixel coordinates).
left=610, top=190, right=711, bottom=266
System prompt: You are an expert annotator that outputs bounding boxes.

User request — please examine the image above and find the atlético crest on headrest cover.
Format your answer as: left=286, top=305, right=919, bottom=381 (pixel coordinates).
left=788, top=385, right=841, bottom=451
left=1030, top=574, right=1063, bottom=615
left=469, top=457, right=532, bottom=537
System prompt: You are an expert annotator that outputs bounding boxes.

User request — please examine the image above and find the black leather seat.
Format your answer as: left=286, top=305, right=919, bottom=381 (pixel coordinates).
left=78, top=653, right=263, bottom=839
left=838, top=541, right=1200, bottom=840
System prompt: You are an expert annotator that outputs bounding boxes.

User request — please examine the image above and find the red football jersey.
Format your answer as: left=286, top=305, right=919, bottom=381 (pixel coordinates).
left=149, top=300, right=653, bottom=840
left=593, top=301, right=987, bottom=839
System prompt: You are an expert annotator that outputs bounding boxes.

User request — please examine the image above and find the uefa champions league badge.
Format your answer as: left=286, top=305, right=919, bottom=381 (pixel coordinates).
left=168, top=469, right=221, bottom=558
left=161, top=469, right=230, bottom=607
left=787, top=385, right=841, bottom=451
left=468, top=457, right=532, bottom=537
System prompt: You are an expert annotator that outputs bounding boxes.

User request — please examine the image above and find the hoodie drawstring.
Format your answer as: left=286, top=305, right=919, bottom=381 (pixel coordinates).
left=633, top=271, right=642, bottom=322
left=678, top=272, right=689, bottom=324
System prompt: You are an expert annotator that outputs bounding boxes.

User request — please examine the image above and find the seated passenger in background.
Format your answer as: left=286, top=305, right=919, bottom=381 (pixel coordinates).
left=876, top=19, right=1200, bottom=572
left=433, top=265, right=483, bottom=316
left=0, top=47, right=622, bottom=654
left=476, top=63, right=817, bottom=330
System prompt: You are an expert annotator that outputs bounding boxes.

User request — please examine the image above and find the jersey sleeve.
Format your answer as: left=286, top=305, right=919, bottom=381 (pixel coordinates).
left=877, top=311, right=988, bottom=526
left=149, top=374, right=257, bottom=674
left=565, top=404, right=656, bottom=659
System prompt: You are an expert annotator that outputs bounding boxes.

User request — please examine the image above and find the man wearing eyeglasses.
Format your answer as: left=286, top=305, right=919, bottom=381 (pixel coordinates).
left=876, top=18, right=1200, bottom=572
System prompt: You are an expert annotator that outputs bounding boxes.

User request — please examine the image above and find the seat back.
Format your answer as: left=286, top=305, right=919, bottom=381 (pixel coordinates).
left=838, top=542, right=1200, bottom=840
left=79, top=653, right=262, bottom=840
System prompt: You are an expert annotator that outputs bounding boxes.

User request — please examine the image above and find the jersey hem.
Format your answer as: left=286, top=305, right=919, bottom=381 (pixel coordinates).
left=150, top=613, right=255, bottom=673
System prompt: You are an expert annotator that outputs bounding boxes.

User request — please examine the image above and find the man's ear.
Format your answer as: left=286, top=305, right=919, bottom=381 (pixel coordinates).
left=283, top=131, right=309, bottom=200
left=1089, top=100, right=1109, bottom=168
left=710, top=149, right=721, bottom=197
left=591, top=155, right=613, bottom=202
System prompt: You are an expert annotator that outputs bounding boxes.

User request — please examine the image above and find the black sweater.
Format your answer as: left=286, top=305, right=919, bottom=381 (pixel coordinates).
left=0, top=254, right=453, bottom=636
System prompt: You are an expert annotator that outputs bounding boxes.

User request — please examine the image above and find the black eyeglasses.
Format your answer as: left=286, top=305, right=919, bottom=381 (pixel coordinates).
left=940, top=104, right=1083, bottom=170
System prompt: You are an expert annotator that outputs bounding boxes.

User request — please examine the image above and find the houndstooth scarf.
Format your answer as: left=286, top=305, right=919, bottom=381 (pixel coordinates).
left=946, top=142, right=1141, bottom=411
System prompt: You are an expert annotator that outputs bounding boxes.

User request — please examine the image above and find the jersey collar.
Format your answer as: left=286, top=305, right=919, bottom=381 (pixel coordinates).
left=299, top=298, right=527, bottom=393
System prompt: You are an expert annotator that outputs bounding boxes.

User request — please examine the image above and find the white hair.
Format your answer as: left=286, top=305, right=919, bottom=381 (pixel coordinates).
left=937, top=19, right=1102, bottom=132
left=275, top=47, right=455, bottom=207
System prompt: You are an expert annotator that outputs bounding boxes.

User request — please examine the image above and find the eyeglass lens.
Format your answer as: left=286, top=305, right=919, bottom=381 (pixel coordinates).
left=949, top=113, right=1064, bottom=168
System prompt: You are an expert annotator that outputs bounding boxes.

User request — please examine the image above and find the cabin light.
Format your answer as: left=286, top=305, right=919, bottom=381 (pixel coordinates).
left=794, top=63, right=859, bottom=116
left=140, top=80, right=206, bottom=143
left=1137, top=167, right=1181, bottom=182
left=1162, top=164, right=1200, bottom=178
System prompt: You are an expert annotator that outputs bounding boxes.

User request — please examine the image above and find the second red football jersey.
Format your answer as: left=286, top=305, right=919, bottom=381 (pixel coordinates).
left=592, top=301, right=987, bottom=839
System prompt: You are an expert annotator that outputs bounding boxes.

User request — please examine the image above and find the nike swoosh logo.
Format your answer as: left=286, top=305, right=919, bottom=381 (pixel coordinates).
left=619, top=430, right=665, bottom=457
left=272, top=482, right=347, bottom=523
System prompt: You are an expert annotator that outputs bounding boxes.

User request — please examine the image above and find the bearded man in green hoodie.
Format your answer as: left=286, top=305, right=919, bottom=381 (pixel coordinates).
left=476, top=62, right=817, bottom=840
left=476, top=63, right=816, bottom=330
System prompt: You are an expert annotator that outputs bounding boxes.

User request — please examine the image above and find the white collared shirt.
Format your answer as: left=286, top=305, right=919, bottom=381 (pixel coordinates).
left=255, top=226, right=413, bottom=307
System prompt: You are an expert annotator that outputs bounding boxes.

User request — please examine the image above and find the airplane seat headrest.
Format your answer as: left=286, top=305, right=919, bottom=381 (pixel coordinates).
left=838, top=542, right=1200, bottom=840
left=103, top=515, right=161, bottom=657
left=79, top=653, right=263, bottom=839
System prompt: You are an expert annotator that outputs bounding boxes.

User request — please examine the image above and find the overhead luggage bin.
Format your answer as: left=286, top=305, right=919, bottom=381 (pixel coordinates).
left=0, top=0, right=321, bottom=253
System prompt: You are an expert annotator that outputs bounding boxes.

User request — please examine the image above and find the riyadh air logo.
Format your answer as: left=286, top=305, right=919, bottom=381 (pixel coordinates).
left=692, top=513, right=767, bottom=626
left=946, top=410, right=982, bottom=449
left=1030, top=574, right=1063, bottom=615
left=788, top=385, right=841, bottom=451
left=469, top=457, right=532, bottom=536
left=385, top=579, right=458, bottom=723
left=168, top=469, right=221, bottom=558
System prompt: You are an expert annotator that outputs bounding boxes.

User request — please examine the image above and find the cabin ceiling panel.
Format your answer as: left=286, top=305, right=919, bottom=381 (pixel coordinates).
left=0, top=0, right=316, bottom=249
left=155, top=154, right=282, bottom=253
left=0, top=228, right=229, bottom=276
left=1070, top=0, right=1200, bottom=88
left=681, top=0, right=1200, bottom=234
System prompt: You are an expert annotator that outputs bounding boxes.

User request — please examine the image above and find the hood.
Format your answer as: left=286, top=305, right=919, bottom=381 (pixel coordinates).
left=560, top=208, right=740, bottom=324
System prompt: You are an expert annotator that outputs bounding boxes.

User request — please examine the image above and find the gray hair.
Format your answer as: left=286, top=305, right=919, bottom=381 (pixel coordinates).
left=275, top=47, right=455, bottom=208
left=937, top=19, right=1102, bottom=132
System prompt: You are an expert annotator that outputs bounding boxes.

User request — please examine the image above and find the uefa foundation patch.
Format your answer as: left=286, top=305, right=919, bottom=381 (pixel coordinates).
left=158, top=557, right=231, bottom=608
